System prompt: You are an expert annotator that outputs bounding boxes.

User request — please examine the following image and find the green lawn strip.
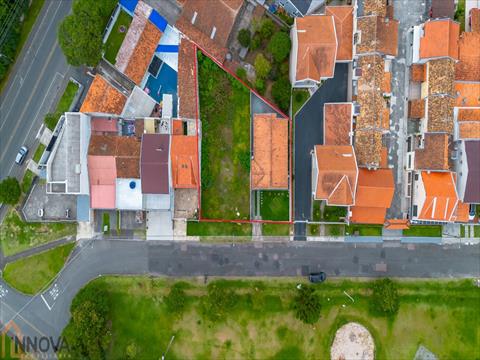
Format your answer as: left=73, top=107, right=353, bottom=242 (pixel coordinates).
left=0, top=210, right=77, bottom=256
left=32, top=143, right=46, bottom=163
left=198, top=52, right=250, bottom=219
left=64, top=277, right=480, bottom=360
left=104, top=10, right=132, bottom=64
left=3, top=243, right=75, bottom=295
left=21, top=169, right=35, bottom=193
left=187, top=221, right=252, bottom=238
left=474, top=226, right=480, bottom=238
left=403, top=225, right=442, bottom=237
left=44, top=81, right=80, bottom=130
left=322, top=205, right=347, bottom=222
left=346, top=224, right=383, bottom=236
left=102, top=213, right=110, bottom=234
left=0, top=0, right=46, bottom=93
left=262, top=223, right=290, bottom=236
left=307, top=223, right=319, bottom=236
left=259, top=190, right=289, bottom=221
left=460, top=225, right=466, bottom=238
left=292, top=89, right=309, bottom=116
left=312, top=200, right=321, bottom=221
left=324, top=224, right=344, bottom=237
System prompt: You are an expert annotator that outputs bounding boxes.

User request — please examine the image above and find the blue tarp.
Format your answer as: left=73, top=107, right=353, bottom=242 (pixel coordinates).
left=77, top=195, right=91, bottom=222
left=119, top=0, right=138, bottom=14
left=156, top=44, right=179, bottom=53
left=149, top=10, right=168, bottom=32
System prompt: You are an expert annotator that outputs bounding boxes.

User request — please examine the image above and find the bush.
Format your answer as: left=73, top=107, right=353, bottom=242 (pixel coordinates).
left=271, top=77, right=291, bottom=112
left=44, top=112, right=62, bottom=131
left=267, top=32, right=291, bottom=63
left=237, top=28, right=251, bottom=47
left=254, top=53, right=271, bottom=80
left=250, top=33, right=262, bottom=51
left=255, top=79, right=265, bottom=95
left=164, top=283, right=188, bottom=315
left=239, top=150, right=251, bottom=170
left=370, top=278, right=399, bottom=316
left=236, top=67, right=247, bottom=81
left=292, top=285, right=321, bottom=324
left=0, top=177, right=21, bottom=205
left=203, top=283, right=237, bottom=321
left=280, top=61, right=289, bottom=76
left=259, top=18, right=275, bottom=40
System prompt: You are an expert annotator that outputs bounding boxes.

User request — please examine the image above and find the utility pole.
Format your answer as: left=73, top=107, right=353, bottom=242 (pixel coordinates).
left=161, top=335, right=175, bottom=360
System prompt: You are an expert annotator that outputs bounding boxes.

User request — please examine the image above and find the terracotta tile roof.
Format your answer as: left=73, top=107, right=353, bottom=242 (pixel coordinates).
left=430, top=0, right=455, bottom=19
left=172, top=119, right=184, bottom=135
left=324, top=103, right=352, bottom=145
left=356, top=16, right=398, bottom=56
left=382, top=71, right=391, bottom=94
left=459, top=122, right=480, bottom=139
left=354, top=129, right=383, bottom=168
left=409, top=99, right=425, bottom=119
left=455, top=82, right=480, bottom=107
left=418, top=171, right=459, bottom=222
left=314, top=145, right=357, bottom=206
left=325, top=6, right=354, bottom=61
left=251, top=114, right=289, bottom=189
left=124, top=21, right=162, bottom=85
left=470, top=8, right=480, bottom=32
left=427, top=96, right=454, bottom=133
left=455, top=32, right=480, bottom=81
left=454, top=201, right=470, bottom=222
left=458, top=108, right=480, bottom=121
left=427, top=59, right=455, bottom=96
left=171, top=135, right=199, bottom=188
left=91, top=117, right=118, bottom=134
left=363, top=0, right=387, bottom=17
left=414, top=133, right=451, bottom=171
left=384, top=219, right=410, bottom=229
left=419, top=19, right=459, bottom=60
left=411, top=64, right=426, bottom=82
left=178, top=39, right=197, bottom=119
left=88, top=155, right=117, bottom=209
left=350, top=168, right=394, bottom=224
left=80, top=75, right=127, bottom=115
left=141, top=134, right=170, bottom=194
left=295, top=15, right=337, bottom=81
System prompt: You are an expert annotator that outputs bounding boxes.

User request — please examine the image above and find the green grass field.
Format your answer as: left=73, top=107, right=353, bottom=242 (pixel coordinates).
left=198, top=52, right=251, bottom=220
left=403, top=225, right=443, bottom=237
left=45, top=81, right=79, bottom=130
left=65, top=277, right=480, bottom=360
left=33, top=143, right=46, bottom=163
left=21, top=169, right=35, bottom=193
left=292, top=89, right=309, bottom=116
left=3, top=243, right=75, bottom=294
left=259, top=190, right=289, bottom=221
left=262, top=223, right=291, bottom=236
left=346, top=224, right=383, bottom=236
left=104, top=10, right=132, bottom=64
left=187, top=221, right=252, bottom=239
left=0, top=210, right=76, bottom=256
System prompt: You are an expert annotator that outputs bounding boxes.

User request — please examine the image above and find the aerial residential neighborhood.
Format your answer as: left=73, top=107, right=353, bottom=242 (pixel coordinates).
left=0, top=0, right=479, bottom=359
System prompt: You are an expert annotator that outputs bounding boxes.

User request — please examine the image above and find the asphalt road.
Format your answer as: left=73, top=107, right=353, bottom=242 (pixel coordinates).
left=0, top=239, right=478, bottom=358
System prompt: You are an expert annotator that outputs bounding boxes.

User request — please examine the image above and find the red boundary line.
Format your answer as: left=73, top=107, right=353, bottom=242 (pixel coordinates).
left=192, top=43, right=294, bottom=225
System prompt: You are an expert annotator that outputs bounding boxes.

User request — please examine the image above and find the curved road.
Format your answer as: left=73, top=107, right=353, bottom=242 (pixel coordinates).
left=0, top=239, right=479, bottom=358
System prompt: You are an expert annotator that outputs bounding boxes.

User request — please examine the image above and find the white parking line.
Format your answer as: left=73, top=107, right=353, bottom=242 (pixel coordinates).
left=40, top=294, right=52, bottom=311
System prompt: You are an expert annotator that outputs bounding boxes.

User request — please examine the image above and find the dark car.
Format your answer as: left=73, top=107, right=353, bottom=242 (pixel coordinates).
left=15, top=146, right=29, bottom=165
left=308, top=272, right=326, bottom=284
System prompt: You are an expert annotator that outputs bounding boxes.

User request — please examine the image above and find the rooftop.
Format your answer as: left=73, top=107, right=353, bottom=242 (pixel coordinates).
left=470, top=7, right=480, bottom=32
left=141, top=134, right=170, bottom=194
left=459, top=122, right=480, bottom=139
left=418, top=171, right=458, bottom=222
left=356, top=16, right=398, bottom=56
left=88, top=155, right=117, bottom=209
left=408, top=99, right=425, bottom=119
left=427, top=58, right=455, bottom=96
left=251, top=113, right=289, bottom=190
left=419, top=19, right=459, bottom=60
left=463, top=140, right=480, bottom=203
left=410, top=64, right=426, bottom=82
left=170, top=135, right=199, bottom=188
left=324, top=103, right=352, bottom=146
left=354, top=129, right=383, bottom=169
left=80, top=75, right=127, bottom=115
left=455, top=82, right=480, bottom=107
left=325, top=6, right=354, bottom=61
left=363, top=0, right=387, bottom=17
left=414, top=132, right=451, bottom=171
left=122, top=86, right=157, bottom=118
left=177, top=39, right=197, bottom=119
left=294, top=15, right=337, bottom=81
left=426, top=95, right=454, bottom=133
left=457, top=108, right=480, bottom=121
left=455, top=32, right=480, bottom=81
left=430, top=0, right=455, bottom=19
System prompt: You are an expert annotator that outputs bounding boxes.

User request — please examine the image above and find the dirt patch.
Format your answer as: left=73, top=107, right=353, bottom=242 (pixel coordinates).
left=331, top=322, right=374, bottom=360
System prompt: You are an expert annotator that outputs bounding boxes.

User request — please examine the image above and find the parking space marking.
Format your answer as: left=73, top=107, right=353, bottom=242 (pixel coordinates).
left=40, top=294, right=52, bottom=311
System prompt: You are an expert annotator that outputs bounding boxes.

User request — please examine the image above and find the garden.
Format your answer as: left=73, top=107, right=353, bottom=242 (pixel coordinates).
left=198, top=52, right=251, bottom=220
left=259, top=190, right=289, bottom=221
left=103, top=10, right=132, bottom=64
left=61, top=277, right=480, bottom=360
left=312, top=200, right=348, bottom=222
left=44, top=80, right=79, bottom=130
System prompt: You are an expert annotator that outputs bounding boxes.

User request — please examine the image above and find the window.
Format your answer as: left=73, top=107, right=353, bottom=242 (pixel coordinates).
left=414, top=173, right=419, bottom=181
left=412, top=205, right=418, bottom=217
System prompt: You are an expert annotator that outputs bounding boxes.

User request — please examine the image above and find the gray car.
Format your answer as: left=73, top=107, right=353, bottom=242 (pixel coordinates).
left=15, top=146, right=29, bottom=165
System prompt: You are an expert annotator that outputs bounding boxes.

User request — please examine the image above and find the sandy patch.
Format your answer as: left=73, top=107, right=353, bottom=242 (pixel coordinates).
left=331, top=322, right=374, bottom=360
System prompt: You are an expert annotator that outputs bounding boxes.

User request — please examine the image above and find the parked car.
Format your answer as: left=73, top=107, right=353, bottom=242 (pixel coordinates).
left=15, top=146, right=29, bottom=165
left=308, top=272, right=326, bottom=284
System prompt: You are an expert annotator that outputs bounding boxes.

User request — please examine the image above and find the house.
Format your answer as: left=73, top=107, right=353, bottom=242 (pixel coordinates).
left=170, top=135, right=199, bottom=188
left=455, top=140, right=480, bottom=204
left=413, top=132, right=451, bottom=171
left=324, top=103, right=353, bottom=146
left=455, top=108, right=480, bottom=140
left=177, top=39, right=197, bottom=120
left=275, top=0, right=325, bottom=17
left=80, top=75, right=127, bottom=115
left=312, top=145, right=358, bottom=206
left=456, top=32, right=480, bottom=81
left=325, top=6, right=354, bottom=62
left=355, top=15, right=399, bottom=57
left=467, top=6, right=480, bottom=32
left=251, top=113, right=289, bottom=190
left=430, top=0, right=455, bottom=19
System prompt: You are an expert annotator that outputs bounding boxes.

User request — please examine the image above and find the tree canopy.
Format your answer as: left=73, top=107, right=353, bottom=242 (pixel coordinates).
left=370, top=278, right=400, bottom=316
left=237, top=29, right=251, bottom=48
left=292, top=285, right=321, bottom=324
left=254, top=54, right=271, bottom=80
left=0, top=177, right=21, bottom=205
left=268, top=32, right=291, bottom=63
left=271, top=77, right=291, bottom=112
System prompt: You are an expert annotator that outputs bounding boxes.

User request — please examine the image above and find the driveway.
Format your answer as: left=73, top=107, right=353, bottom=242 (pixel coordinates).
left=294, top=63, right=348, bottom=227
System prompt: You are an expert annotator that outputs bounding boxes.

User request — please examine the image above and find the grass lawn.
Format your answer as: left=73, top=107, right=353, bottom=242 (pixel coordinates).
left=307, top=223, right=319, bottom=236
left=262, top=223, right=290, bottom=236
left=325, top=224, right=345, bottom=237
left=323, top=205, right=347, bottom=222
left=312, top=200, right=321, bottom=221
left=65, top=277, right=480, bottom=360
left=403, top=225, right=442, bottom=237
left=187, top=221, right=252, bottom=238
left=0, top=209, right=77, bottom=256
left=475, top=226, right=480, bottom=238
left=21, top=169, right=35, bottom=193
left=32, top=143, right=46, bottom=163
left=3, top=243, right=75, bottom=294
left=292, top=89, right=309, bottom=116
left=104, top=10, right=132, bottom=64
left=259, top=190, right=289, bottom=221
left=198, top=52, right=250, bottom=220
left=103, top=213, right=110, bottom=234
left=346, top=224, right=383, bottom=236
left=45, top=81, right=79, bottom=130
left=0, top=0, right=46, bottom=93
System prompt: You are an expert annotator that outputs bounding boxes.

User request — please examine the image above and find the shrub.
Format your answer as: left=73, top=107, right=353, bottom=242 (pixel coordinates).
left=251, top=33, right=262, bottom=51
left=280, top=61, right=289, bottom=76
left=271, top=77, right=291, bottom=112
left=254, top=53, right=271, bottom=79
left=259, top=18, right=275, bottom=40
left=292, top=285, right=321, bottom=324
left=237, top=28, right=251, bottom=47
left=44, top=112, right=62, bottom=131
left=164, top=283, right=188, bottom=315
left=267, top=31, right=291, bottom=63
left=370, top=278, right=399, bottom=316
left=239, top=150, right=251, bottom=170
left=255, top=79, right=265, bottom=95
left=203, top=283, right=237, bottom=321
left=236, top=67, right=247, bottom=82
left=0, top=177, right=21, bottom=205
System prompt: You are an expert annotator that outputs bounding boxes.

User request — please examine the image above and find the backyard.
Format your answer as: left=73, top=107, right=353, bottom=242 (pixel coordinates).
left=259, top=190, right=289, bottom=221
left=198, top=52, right=251, bottom=220
left=3, top=242, right=75, bottom=294
left=44, top=80, right=79, bottom=130
left=104, top=10, right=132, bottom=64
left=63, top=277, right=480, bottom=360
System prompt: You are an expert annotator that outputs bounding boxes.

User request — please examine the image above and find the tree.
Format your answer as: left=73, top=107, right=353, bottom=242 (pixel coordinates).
left=271, top=77, right=291, bottom=112
left=250, top=33, right=262, bottom=51
left=259, top=18, right=275, bottom=40
left=255, top=79, right=265, bottom=95
left=237, top=28, right=251, bottom=47
left=0, top=177, right=21, bottom=205
left=254, top=54, right=271, bottom=80
left=370, top=278, right=399, bottom=316
left=292, top=285, right=321, bottom=324
left=268, top=32, right=291, bottom=63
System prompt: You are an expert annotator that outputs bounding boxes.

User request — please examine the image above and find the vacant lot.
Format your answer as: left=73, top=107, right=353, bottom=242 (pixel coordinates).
left=66, top=277, right=480, bottom=360
left=198, top=53, right=250, bottom=220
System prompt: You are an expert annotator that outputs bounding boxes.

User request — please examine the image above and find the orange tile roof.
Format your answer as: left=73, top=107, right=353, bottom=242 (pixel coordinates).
left=88, top=155, right=117, bottom=209
left=170, top=135, right=199, bottom=188
left=384, top=219, right=410, bottom=230
left=454, top=201, right=470, bottom=223
left=458, top=108, right=480, bottom=121
left=427, top=59, right=455, bottom=96
left=251, top=114, right=289, bottom=189
left=459, top=122, right=480, bottom=139
left=409, top=99, right=425, bottom=119
left=455, top=82, right=480, bottom=107
left=414, top=133, right=450, bottom=171
left=324, top=103, right=352, bottom=146
left=455, top=32, right=480, bottom=81
left=325, top=6, right=354, bottom=61
left=354, top=130, right=383, bottom=169
left=178, top=39, right=197, bottom=119
left=418, top=171, right=458, bottom=222
left=295, top=15, right=337, bottom=81
left=363, top=0, right=387, bottom=16
left=350, top=206, right=388, bottom=224
left=470, top=8, right=480, bottom=32
left=314, top=145, right=357, bottom=206
left=80, top=75, right=127, bottom=115
left=427, top=96, right=454, bottom=133
left=411, top=64, right=426, bottom=82
left=419, top=19, right=459, bottom=60
left=172, top=119, right=184, bottom=135
left=356, top=16, right=398, bottom=56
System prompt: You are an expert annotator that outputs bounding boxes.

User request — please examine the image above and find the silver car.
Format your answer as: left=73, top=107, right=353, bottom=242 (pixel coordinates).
left=15, top=146, right=29, bottom=165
